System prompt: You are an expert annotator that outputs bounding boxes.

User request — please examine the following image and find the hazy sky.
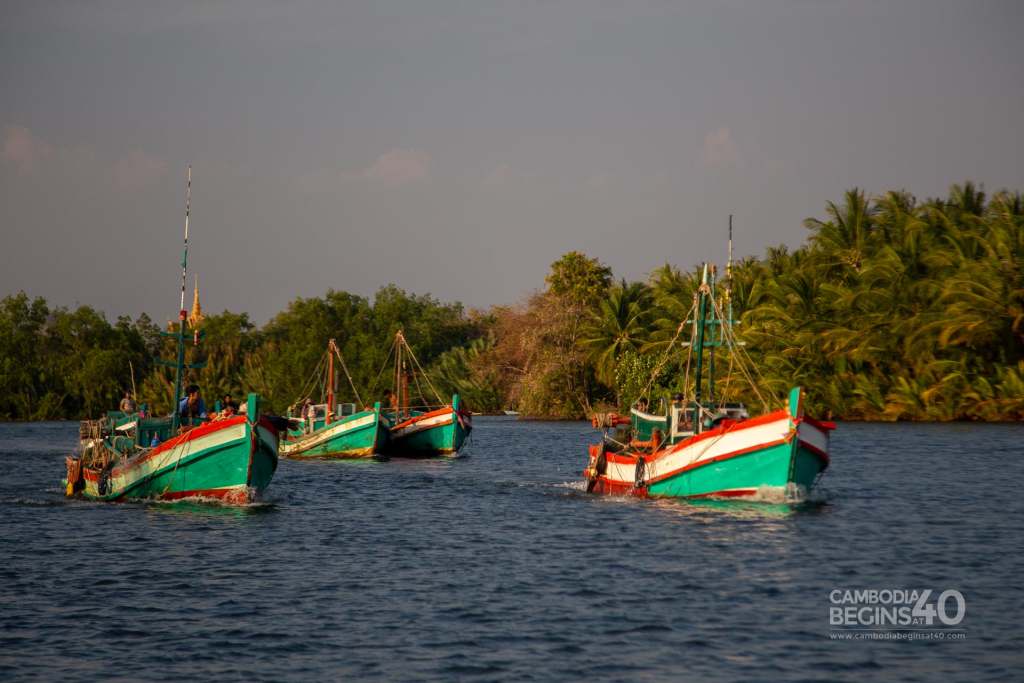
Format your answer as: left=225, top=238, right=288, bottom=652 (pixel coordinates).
left=2, top=0, right=1022, bottom=324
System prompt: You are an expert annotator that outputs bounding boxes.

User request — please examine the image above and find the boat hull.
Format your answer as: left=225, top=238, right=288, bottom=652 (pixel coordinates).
left=280, top=409, right=388, bottom=459
left=73, top=416, right=279, bottom=504
left=384, top=406, right=471, bottom=457
left=586, top=409, right=831, bottom=500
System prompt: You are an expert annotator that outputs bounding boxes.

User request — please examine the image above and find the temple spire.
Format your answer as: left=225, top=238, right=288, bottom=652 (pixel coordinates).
left=188, top=275, right=204, bottom=329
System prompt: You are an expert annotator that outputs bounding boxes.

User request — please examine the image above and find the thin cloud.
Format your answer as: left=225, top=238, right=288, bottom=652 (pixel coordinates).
left=3, top=125, right=53, bottom=174
left=112, top=149, right=167, bottom=191
left=703, top=126, right=742, bottom=168
left=482, top=163, right=512, bottom=187
left=362, top=148, right=430, bottom=184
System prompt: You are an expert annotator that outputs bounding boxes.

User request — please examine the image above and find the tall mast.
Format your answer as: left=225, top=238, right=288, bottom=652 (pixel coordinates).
left=326, top=339, right=335, bottom=424
left=394, top=332, right=402, bottom=414
left=691, top=264, right=710, bottom=431
left=708, top=264, right=717, bottom=405
left=170, top=167, right=192, bottom=432
left=727, top=214, right=734, bottom=327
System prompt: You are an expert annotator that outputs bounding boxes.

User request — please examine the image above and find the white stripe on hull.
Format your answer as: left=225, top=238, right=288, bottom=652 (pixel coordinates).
left=85, top=422, right=249, bottom=497
left=280, top=413, right=376, bottom=454
left=391, top=412, right=453, bottom=439
left=603, top=417, right=794, bottom=486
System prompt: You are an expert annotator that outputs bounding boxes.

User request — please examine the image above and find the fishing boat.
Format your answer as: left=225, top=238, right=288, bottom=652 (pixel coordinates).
left=380, top=331, right=472, bottom=457
left=279, top=339, right=390, bottom=459
left=583, top=233, right=833, bottom=501
left=63, top=167, right=280, bottom=504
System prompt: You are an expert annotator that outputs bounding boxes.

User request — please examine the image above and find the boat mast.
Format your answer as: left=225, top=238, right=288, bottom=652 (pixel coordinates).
left=708, top=264, right=717, bottom=406
left=691, top=264, right=710, bottom=432
left=170, top=166, right=192, bottom=432
left=394, top=331, right=403, bottom=414
left=727, top=214, right=734, bottom=325
left=326, top=339, right=335, bottom=424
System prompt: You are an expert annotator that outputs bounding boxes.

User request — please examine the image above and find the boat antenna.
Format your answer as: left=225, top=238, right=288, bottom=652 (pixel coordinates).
left=179, top=166, right=191, bottom=317
left=170, top=166, right=192, bottom=432
left=727, top=215, right=733, bottom=277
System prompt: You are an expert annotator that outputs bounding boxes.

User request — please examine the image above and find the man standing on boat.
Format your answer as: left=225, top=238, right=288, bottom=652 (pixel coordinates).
left=119, top=391, right=137, bottom=414
left=304, top=399, right=316, bottom=434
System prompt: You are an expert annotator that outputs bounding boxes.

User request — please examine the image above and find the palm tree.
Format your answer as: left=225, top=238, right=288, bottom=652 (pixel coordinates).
left=581, top=280, right=651, bottom=392
left=804, top=188, right=876, bottom=273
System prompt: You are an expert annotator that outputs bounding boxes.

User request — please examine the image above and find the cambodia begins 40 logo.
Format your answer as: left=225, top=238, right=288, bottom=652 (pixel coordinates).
left=829, top=589, right=966, bottom=634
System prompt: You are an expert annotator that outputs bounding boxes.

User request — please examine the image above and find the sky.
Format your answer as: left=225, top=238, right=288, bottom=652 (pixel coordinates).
left=2, top=0, right=1022, bottom=324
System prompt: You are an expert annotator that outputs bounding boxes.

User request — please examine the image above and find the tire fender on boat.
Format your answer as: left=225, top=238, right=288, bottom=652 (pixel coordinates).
left=633, top=454, right=646, bottom=491
left=586, top=443, right=607, bottom=493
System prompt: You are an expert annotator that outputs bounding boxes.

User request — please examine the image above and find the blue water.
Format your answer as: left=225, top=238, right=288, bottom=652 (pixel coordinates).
left=1, top=419, right=1021, bottom=681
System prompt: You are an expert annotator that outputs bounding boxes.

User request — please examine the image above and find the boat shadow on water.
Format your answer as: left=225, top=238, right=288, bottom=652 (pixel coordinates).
left=558, top=479, right=832, bottom=520
left=144, top=498, right=277, bottom=518
left=654, top=496, right=831, bottom=520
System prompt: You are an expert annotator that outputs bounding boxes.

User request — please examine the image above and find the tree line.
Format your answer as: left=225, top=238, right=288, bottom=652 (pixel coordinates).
left=2, top=182, right=1021, bottom=422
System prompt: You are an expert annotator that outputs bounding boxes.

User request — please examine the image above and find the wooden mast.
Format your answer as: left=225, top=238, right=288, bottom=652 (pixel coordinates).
left=691, top=264, right=710, bottom=433
left=326, top=339, right=335, bottom=424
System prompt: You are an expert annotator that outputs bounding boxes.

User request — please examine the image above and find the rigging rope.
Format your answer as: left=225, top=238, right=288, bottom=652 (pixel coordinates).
left=709, top=295, right=775, bottom=410
left=292, top=352, right=328, bottom=410
left=398, top=335, right=445, bottom=406
left=638, top=299, right=698, bottom=401
left=367, top=341, right=397, bottom=402
left=332, top=343, right=364, bottom=407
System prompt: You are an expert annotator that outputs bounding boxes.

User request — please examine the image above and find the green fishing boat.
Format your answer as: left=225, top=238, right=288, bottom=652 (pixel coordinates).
left=280, top=339, right=390, bottom=459
left=63, top=167, right=280, bottom=504
left=379, top=331, right=472, bottom=457
left=584, top=226, right=833, bottom=501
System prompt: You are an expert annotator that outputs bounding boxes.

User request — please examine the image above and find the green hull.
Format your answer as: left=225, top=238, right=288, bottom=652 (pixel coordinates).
left=71, top=416, right=278, bottom=505
left=280, top=409, right=388, bottom=459
left=646, top=440, right=824, bottom=499
left=384, top=407, right=471, bottom=457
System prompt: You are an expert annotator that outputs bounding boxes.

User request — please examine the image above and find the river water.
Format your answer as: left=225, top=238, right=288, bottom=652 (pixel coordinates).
left=0, top=418, right=1020, bottom=681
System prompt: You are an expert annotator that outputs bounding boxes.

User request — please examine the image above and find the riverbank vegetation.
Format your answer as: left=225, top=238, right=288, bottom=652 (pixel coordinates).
left=2, top=182, right=1021, bottom=421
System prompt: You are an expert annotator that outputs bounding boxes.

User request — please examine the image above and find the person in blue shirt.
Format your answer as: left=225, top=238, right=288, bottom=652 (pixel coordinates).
left=178, top=384, right=208, bottom=422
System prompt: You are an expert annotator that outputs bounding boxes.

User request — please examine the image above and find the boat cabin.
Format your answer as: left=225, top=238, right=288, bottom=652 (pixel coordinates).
left=289, top=402, right=358, bottom=433
left=621, top=398, right=750, bottom=452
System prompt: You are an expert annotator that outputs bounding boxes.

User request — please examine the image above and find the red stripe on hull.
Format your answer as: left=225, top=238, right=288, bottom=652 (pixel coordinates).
left=589, top=477, right=759, bottom=500
left=589, top=478, right=643, bottom=496
left=158, top=486, right=255, bottom=505
left=797, top=438, right=830, bottom=464
left=687, top=488, right=758, bottom=499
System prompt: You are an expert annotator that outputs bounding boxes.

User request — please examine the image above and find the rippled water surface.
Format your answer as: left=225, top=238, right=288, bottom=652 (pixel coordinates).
left=1, top=419, right=1021, bottom=681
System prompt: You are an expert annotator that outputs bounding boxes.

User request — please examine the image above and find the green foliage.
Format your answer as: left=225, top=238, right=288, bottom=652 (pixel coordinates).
left=4, top=183, right=1023, bottom=422
left=0, top=293, right=148, bottom=419
left=429, top=334, right=503, bottom=412
left=545, top=251, right=612, bottom=306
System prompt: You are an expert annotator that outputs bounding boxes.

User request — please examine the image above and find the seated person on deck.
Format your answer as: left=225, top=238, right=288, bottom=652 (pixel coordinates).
left=178, top=384, right=208, bottom=422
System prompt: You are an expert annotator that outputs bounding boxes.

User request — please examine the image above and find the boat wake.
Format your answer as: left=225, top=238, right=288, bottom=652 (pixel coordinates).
left=553, top=479, right=830, bottom=505
left=707, top=483, right=830, bottom=504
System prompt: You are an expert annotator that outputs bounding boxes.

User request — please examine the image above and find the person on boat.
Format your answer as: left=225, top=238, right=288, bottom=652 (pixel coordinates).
left=635, top=397, right=649, bottom=414
left=671, top=392, right=691, bottom=430
left=304, top=399, right=316, bottom=434
left=213, top=399, right=237, bottom=421
left=383, top=389, right=398, bottom=413
left=119, top=391, right=137, bottom=414
left=150, top=433, right=161, bottom=447
left=178, top=385, right=208, bottom=422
